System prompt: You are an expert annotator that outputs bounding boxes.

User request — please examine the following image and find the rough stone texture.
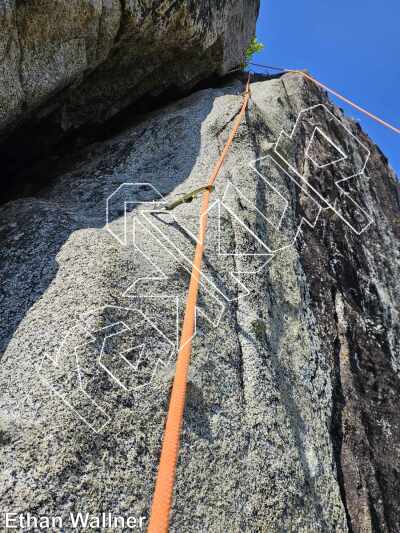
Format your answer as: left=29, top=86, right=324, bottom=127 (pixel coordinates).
left=0, top=74, right=399, bottom=532
left=0, top=0, right=259, bottom=139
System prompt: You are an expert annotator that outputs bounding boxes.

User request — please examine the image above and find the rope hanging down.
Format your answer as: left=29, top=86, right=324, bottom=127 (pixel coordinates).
left=148, top=62, right=398, bottom=533
left=147, top=75, right=252, bottom=533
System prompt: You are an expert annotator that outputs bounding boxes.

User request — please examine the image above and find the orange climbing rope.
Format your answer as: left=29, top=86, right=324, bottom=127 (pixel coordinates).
left=147, top=75, right=251, bottom=533
left=148, top=63, right=398, bottom=532
left=288, top=69, right=400, bottom=134
left=250, top=62, right=400, bottom=135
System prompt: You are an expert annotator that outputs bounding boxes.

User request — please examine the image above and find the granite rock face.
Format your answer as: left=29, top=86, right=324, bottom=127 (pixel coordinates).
left=0, top=0, right=259, bottom=139
left=0, top=74, right=399, bottom=532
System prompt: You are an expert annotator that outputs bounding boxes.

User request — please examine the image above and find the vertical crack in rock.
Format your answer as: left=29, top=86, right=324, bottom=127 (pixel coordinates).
left=114, top=0, right=127, bottom=46
left=95, top=0, right=104, bottom=60
left=12, top=2, right=25, bottom=106
left=333, top=290, right=389, bottom=532
left=228, top=203, right=247, bottom=403
left=215, top=104, right=247, bottom=405
left=280, top=76, right=296, bottom=117
left=332, top=289, right=355, bottom=533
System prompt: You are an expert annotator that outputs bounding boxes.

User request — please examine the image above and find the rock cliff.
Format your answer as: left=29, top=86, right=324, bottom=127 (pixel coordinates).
left=0, top=0, right=259, bottom=203
left=1, top=71, right=399, bottom=532
left=0, top=0, right=259, bottom=137
left=1, top=3, right=400, bottom=533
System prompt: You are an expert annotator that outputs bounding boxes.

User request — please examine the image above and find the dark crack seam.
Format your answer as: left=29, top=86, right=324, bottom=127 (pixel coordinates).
left=13, top=4, right=26, bottom=106
left=213, top=84, right=249, bottom=141
left=214, top=115, right=246, bottom=404
left=114, top=0, right=127, bottom=46
left=95, top=0, right=104, bottom=60
left=330, top=287, right=354, bottom=533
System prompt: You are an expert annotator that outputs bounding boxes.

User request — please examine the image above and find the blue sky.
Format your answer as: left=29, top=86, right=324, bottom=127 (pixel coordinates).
left=254, top=0, right=400, bottom=176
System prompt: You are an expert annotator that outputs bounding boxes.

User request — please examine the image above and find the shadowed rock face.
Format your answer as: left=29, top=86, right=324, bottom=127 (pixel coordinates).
left=0, top=0, right=259, bottom=138
left=0, top=0, right=259, bottom=204
left=0, top=73, right=399, bottom=532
